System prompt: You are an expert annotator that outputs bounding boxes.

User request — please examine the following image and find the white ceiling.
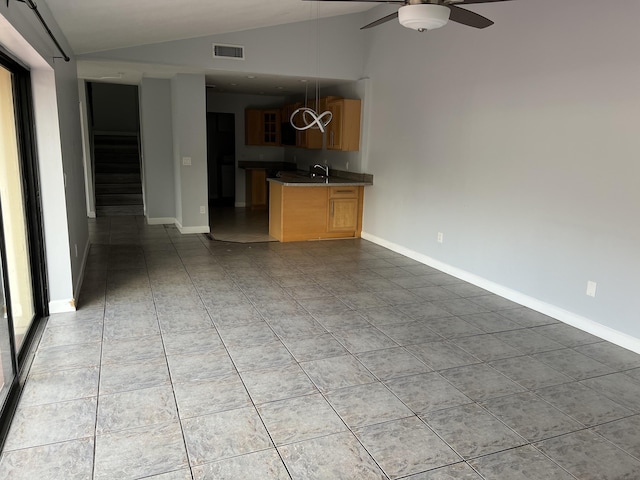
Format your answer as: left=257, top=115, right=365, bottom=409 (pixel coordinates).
left=45, top=0, right=377, bottom=54
left=45, top=0, right=378, bottom=95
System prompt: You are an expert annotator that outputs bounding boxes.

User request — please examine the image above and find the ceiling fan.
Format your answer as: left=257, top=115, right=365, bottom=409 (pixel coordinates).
left=303, top=0, right=512, bottom=32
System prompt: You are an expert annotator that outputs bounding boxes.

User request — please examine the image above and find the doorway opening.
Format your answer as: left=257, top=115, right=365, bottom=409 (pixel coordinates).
left=87, top=82, right=143, bottom=216
left=207, top=112, right=236, bottom=208
left=206, top=112, right=274, bottom=243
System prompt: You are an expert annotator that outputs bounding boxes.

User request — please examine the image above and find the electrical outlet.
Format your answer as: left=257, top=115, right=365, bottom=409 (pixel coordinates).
left=182, top=157, right=192, bottom=166
left=586, top=281, right=597, bottom=297
left=74, top=244, right=78, bottom=258
left=437, top=232, right=444, bottom=244
left=200, top=206, right=206, bottom=214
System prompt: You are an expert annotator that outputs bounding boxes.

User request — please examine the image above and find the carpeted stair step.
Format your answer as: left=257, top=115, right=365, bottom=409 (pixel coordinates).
left=95, top=183, right=142, bottom=195
left=95, top=173, right=141, bottom=185
left=96, top=205, right=144, bottom=216
left=95, top=193, right=143, bottom=206
left=94, top=162, right=141, bottom=174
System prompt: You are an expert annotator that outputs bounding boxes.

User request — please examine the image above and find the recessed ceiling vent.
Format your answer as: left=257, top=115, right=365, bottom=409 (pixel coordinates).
left=212, top=44, right=245, bottom=60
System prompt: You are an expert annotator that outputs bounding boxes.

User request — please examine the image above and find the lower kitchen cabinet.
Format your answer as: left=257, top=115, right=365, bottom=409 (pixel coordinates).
left=269, top=183, right=364, bottom=242
left=245, top=168, right=268, bottom=210
left=328, top=186, right=361, bottom=232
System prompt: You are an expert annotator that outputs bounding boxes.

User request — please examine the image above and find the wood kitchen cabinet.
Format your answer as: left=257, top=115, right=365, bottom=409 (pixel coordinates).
left=245, top=109, right=280, bottom=146
left=269, top=184, right=328, bottom=241
left=287, top=99, right=324, bottom=150
left=245, top=168, right=268, bottom=210
left=245, top=97, right=360, bottom=150
left=328, top=186, right=362, bottom=232
left=326, top=98, right=361, bottom=152
left=269, top=183, right=364, bottom=242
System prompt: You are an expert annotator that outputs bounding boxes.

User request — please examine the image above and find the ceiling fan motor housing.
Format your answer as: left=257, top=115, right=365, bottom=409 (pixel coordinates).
left=398, top=4, right=451, bottom=31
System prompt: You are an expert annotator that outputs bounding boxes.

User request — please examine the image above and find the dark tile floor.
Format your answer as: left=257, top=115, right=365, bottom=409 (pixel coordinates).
left=1, top=216, right=640, bottom=479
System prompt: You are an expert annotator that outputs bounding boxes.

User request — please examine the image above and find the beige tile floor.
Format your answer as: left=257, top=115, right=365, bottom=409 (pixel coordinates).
left=209, top=206, right=275, bottom=243
left=1, top=215, right=640, bottom=479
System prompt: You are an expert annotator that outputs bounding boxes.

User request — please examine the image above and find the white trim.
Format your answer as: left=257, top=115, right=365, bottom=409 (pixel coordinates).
left=147, top=216, right=175, bottom=225
left=49, top=298, right=76, bottom=314
left=79, top=97, right=95, bottom=218
left=72, top=237, right=91, bottom=303
left=235, top=202, right=246, bottom=208
left=174, top=220, right=210, bottom=234
left=361, top=231, right=640, bottom=354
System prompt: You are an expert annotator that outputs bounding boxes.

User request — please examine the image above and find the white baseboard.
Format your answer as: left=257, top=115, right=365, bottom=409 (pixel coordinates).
left=235, top=202, right=246, bottom=208
left=175, top=220, right=210, bottom=234
left=72, top=236, right=91, bottom=305
left=49, top=298, right=76, bottom=314
left=147, top=217, right=176, bottom=225
left=87, top=211, right=96, bottom=219
left=361, top=231, right=640, bottom=354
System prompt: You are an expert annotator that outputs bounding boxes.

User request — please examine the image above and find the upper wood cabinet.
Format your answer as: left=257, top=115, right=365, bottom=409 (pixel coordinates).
left=304, top=98, right=325, bottom=150
left=245, top=97, right=361, bottom=151
left=245, top=109, right=281, bottom=146
left=287, top=100, right=324, bottom=150
left=326, top=98, right=361, bottom=152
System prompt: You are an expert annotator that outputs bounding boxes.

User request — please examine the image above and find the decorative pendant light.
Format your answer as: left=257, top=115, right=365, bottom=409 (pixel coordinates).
left=290, top=2, right=332, bottom=133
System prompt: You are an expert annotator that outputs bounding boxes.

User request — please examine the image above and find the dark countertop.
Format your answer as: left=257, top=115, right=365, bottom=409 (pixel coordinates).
left=267, top=169, right=373, bottom=187
left=238, top=161, right=296, bottom=171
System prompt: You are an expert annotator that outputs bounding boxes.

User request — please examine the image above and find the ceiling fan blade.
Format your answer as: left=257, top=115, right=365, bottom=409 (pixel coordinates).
left=361, top=11, right=399, bottom=30
left=448, top=5, right=494, bottom=28
left=448, top=0, right=512, bottom=4
left=302, top=0, right=404, bottom=3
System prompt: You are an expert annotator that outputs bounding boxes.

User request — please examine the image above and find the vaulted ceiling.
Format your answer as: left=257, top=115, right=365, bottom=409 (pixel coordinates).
left=45, top=0, right=377, bottom=54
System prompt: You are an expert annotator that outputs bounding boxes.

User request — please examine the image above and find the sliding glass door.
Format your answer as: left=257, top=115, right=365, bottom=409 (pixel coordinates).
left=0, top=255, right=15, bottom=409
left=0, top=65, right=36, bottom=353
left=0, top=52, right=47, bottom=445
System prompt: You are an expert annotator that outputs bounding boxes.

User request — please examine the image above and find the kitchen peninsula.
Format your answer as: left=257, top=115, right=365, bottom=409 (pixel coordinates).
left=268, top=171, right=373, bottom=242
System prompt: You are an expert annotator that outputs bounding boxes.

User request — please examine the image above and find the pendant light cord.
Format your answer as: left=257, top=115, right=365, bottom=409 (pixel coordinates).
left=315, top=1, right=320, bottom=106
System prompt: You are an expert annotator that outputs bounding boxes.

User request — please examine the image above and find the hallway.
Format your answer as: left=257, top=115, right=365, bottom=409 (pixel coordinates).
left=1, top=216, right=640, bottom=479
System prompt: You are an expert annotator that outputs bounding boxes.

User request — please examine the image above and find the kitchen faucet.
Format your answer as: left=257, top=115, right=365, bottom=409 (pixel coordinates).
left=312, top=164, right=329, bottom=177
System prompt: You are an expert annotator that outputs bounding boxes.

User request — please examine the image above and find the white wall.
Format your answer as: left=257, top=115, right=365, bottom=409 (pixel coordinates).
left=171, top=74, right=209, bottom=233
left=0, top=3, right=88, bottom=313
left=361, top=0, right=640, bottom=346
left=79, top=13, right=366, bottom=83
left=140, top=78, right=175, bottom=223
left=78, top=80, right=95, bottom=218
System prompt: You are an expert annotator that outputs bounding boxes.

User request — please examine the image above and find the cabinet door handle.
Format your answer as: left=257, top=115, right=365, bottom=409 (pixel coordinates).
left=331, top=202, right=334, bottom=217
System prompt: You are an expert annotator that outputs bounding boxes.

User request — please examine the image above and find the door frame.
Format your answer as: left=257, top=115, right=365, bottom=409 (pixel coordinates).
left=0, top=50, right=49, bottom=450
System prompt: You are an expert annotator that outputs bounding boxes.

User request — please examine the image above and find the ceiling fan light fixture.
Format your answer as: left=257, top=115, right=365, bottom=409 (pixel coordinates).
left=398, top=4, right=450, bottom=31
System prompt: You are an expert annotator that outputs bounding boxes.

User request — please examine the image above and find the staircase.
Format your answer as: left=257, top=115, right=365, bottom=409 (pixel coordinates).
left=93, top=134, right=144, bottom=216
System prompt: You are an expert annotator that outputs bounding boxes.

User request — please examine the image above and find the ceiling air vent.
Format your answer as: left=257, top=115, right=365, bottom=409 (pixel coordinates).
left=212, top=44, right=245, bottom=60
